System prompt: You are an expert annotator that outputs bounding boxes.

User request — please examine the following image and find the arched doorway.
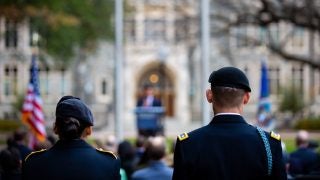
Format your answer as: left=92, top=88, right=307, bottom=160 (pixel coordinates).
left=137, top=63, right=175, bottom=117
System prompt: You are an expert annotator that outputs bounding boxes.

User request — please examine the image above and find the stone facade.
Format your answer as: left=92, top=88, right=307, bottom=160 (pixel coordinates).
left=0, top=1, right=320, bottom=131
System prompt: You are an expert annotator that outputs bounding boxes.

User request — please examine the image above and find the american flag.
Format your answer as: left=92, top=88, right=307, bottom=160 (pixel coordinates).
left=21, top=55, right=46, bottom=142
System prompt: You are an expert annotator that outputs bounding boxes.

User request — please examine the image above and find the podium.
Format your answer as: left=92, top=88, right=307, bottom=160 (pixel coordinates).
left=135, top=107, right=165, bottom=136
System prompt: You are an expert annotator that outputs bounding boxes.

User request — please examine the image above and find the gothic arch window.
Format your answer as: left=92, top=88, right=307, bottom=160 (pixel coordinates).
left=137, top=65, right=175, bottom=116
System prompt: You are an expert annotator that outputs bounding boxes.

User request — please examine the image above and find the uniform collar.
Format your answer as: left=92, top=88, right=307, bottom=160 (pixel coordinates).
left=53, top=139, right=92, bottom=149
left=209, top=114, right=247, bottom=125
left=215, top=113, right=241, bottom=116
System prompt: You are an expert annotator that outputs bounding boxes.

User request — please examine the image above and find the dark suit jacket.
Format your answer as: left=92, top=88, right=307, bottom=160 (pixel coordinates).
left=173, top=115, right=287, bottom=180
left=137, top=97, right=162, bottom=107
left=290, top=147, right=319, bottom=175
left=22, top=139, right=120, bottom=180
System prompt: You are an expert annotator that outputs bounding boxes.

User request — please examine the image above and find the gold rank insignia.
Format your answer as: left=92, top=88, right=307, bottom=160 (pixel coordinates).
left=178, top=132, right=189, bottom=141
left=96, top=148, right=118, bottom=159
left=25, top=149, right=46, bottom=162
left=270, top=131, right=281, bottom=141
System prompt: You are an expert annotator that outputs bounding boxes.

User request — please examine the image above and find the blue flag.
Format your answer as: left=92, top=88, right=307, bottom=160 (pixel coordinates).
left=257, top=61, right=273, bottom=129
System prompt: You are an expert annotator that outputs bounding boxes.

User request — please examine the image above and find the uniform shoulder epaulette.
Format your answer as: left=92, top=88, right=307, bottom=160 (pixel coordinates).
left=177, top=132, right=189, bottom=141
left=25, top=149, right=46, bottom=162
left=270, top=131, right=281, bottom=141
left=96, top=148, right=117, bottom=159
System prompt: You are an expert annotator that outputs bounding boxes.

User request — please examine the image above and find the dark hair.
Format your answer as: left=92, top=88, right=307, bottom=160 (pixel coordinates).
left=118, top=141, right=135, bottom=160
left=13, top=129, right=28, bottom=142
left=211, top=86, right=246, bottom=108
left=0, top=147, right=21, bottom=173
left=55, top=117, right=85, bottom=140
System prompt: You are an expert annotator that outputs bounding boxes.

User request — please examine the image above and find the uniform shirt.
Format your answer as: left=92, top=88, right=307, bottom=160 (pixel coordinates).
left=173, top=114, right=286, bottom=180
left=132, top=161, right=173, bottom=180
left=22, top=139, right=120, bottom=180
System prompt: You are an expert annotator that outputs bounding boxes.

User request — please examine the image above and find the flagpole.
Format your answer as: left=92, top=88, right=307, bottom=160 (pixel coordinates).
left=201, top=0, right=211, bottom=125
left=115, top=0, right=124, bottom=141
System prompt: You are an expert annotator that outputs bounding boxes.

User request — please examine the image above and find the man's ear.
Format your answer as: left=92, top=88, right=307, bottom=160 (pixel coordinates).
left=243, top=92, right=250, bottom=104
left=206, top=89, right=213, bottom=103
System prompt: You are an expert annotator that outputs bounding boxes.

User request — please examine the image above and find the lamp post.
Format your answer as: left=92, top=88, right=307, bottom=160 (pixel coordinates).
left=31, top=32, right=40, bottom=57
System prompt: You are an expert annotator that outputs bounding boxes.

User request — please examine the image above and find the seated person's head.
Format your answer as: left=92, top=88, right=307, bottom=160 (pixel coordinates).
left=145, top=136, right=166, bottom=161
left=296, top=130, right=309, bottom=148
left=0, top=147, right=21, bottom=173
left=54, top=96, right=94, bottom=140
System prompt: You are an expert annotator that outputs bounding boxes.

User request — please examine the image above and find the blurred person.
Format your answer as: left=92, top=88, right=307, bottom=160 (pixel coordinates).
left=0, top=143, right=21, bottom=180
left=12, top=129, right=32, bottom=161
left=289, top=130, right=319, bottom=176
left=135, top=136, right=146, bottom=163
left=106, top=135, right=118, bottom=153
left=137, top=84, right=162, bottom=107
left=136, top=84, right=162, bottom=137
left=132, top=136, right=173, bottom=180
left=173, top=67, right=286, bottom=180
left=22, top=96, right=120, bottom=179
left=118, top=141, right=139, bottom=180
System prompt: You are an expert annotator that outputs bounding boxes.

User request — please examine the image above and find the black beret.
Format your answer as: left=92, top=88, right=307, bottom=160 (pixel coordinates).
left=56, top=96, right=94, bottom=126
left=208, top=67, right=251, bottom=92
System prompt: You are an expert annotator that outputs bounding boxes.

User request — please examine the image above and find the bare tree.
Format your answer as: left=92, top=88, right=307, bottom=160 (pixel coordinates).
left=211, top=0, right=320, bottom=67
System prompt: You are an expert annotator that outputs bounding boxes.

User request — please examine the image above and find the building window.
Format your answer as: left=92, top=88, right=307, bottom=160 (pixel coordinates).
left=5, top=20, right=18, bottom=48
left=291, top=66, right=304, bottom=94
left=259, top=26, right=268, bottom=44
left=38, top=66, right=50, bottom=96
left=144, top=19, right=166, bottom=42
left=292, top=27, right=304, bottom=47
left=101, top=79, right=107, bottom=95
left=4, top=65, right=18, bottom=96
left=270, top=24, right=280, bottom=46
left=125, top=18, right=136, bottom=42
left=236, top=26, right=248, bottom=47
left=175, top=18, right=188, bottom=43
left=60, top=68, right=66, bottom=95
left=268, top=67, right=280, bottom=95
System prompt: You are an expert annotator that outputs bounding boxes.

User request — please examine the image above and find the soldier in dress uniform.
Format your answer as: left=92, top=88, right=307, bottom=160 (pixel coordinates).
left=172, top=67, right=286, bottom=180
left=22, top=96, right=120, bottom=180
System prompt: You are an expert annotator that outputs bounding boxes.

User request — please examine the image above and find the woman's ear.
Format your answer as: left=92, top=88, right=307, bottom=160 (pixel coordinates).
left=84, top=126, right=92, bottom=137
left=206, top=89, right=213, bottom=103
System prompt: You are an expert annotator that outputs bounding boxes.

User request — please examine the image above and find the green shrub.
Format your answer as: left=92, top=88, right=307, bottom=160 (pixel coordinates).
left=279, top=86, right=304, bottom=114
left=294, top=117, right=320, bottom=130
left=0, top=119, right=22, bottom=132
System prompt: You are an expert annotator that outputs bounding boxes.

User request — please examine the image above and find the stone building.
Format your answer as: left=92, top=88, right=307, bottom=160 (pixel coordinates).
left=0, top=1, right=320, bottom=132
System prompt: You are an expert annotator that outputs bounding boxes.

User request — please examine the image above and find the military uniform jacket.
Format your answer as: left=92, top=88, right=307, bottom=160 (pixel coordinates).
left=172, top=115, right=287, bottom=180
left=22, top=139, right=120, bottom=180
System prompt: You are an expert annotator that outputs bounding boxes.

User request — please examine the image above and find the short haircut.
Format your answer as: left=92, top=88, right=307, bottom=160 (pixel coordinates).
left=146, top=136, right=166, bottom=161
left=211, top=86, right=246, bottom=108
